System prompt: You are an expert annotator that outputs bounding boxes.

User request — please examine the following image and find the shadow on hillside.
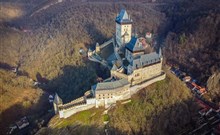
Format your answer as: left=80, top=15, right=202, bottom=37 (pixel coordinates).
left=39, top=65, right=97, bottom=103
left=84, top=22, right=109, bottom=49
left=0, top=62, right=12, bottom=71
left=36, top=72, right=49, bottom=84
left=0, top=62, right=30, bottom=78
left=0, top=93, right=53, bottom=135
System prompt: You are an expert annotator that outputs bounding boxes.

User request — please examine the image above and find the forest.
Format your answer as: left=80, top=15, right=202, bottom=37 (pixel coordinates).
left=0, top=0, right=219, bottom=134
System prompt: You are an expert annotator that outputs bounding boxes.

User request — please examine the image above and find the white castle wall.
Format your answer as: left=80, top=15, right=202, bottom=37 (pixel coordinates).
left=95, top=88, right=131, bottom=108
left=56, top=73, right=165, bottom=118
left=86, top=98, right=96, bottom=105
left=62, top=96, right=85, bottom=108
left=59, top=103, right=95, bottom=118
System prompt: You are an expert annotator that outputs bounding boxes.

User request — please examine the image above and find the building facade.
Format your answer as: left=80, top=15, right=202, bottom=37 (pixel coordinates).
left=92, top=78, right=131, bottom=107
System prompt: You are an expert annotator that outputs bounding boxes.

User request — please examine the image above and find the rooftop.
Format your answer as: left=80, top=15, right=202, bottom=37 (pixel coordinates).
left=54, top=93, right=63, bottom=105
left=131, top=52, right=161, bottom=69
left=125, top=37, right=145, bottom=53
left=115, top=9, right=132, bottom=24
left=92, top=78, right=129, bottom=91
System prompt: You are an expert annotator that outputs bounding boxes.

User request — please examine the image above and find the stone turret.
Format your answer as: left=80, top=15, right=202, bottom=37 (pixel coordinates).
left=53, top=93, right=63, bottom=114
left=95, top=42, right=100, bottom=53
left=88, top=48, right=93, bottom=57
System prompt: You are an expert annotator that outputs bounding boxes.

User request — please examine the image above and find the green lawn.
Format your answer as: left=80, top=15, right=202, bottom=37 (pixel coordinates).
left=49, top=108, right=104, bottom=129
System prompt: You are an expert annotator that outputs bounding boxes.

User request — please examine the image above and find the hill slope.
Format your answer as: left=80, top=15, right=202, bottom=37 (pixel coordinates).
left=1, top=0, right=219, bottom=134
left=36, top=70, right=199, bottom=135
left=0, top=1, right=165, bottom=134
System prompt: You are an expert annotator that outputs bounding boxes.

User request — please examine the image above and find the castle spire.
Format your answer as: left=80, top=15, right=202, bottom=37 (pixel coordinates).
left=115, top=9, right=133, bottom=46
left=53, top=93, right=63, bottom=105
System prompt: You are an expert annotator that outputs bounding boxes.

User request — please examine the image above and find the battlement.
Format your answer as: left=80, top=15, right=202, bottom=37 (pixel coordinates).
left=84, top=90, right=93, bottom=98
left=59, top=100, right=86, bottom=111
left=59, top=104, right=95, bottom=118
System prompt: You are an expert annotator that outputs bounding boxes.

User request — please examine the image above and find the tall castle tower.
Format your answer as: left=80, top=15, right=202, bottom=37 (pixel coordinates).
left=115, top=9, right=132, bottom=47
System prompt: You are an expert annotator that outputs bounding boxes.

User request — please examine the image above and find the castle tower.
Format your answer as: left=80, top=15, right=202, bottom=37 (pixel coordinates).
left=88, top=48, right=93, bottom=57
left=115, top=9, right=132, bottom=47
left=53, top=93, right=63, bottom=114
left=95, top=42, right=100, bottom=53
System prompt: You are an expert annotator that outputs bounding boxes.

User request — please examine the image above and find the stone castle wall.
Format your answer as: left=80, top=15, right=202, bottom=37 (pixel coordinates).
left=59, top=103, right=95, bottom=118
left=56, top=72, right=165, bottom=118
left=111, top=70, right=128, bottom=80
left=66, top=96, right=84, bottom=105
left=128, top=60, right=163, bottom=85
left=111, top=59, right=163, bottom=86
left=95, top=84, right=131, bottom=108
left=129, top=72, right=166, bottom=95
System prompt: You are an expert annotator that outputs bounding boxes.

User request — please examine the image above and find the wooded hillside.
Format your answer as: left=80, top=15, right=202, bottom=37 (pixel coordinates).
left=0, top=0, right=219, bottom=134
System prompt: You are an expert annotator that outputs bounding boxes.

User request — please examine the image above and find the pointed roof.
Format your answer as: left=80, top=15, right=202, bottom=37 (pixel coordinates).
left=88, top=48, right=92, bottom=52
left=53, top=93, right=63, bottom=105
left=125, top=37, right=144, bottom=52
left=115, top=9, right=132, bottom=24
left=111, top=64, right=118, bottom=71
left=96, top=42, right=99, bottom=46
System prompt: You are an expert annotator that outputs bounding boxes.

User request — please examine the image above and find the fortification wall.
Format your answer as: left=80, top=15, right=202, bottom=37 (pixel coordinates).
left=57, top=73, right=165, bottom=119
left=84, top=90, right=91, bottom=97
left=59, top=104, right=95, bottom=118
left=130, top=72, right=166, bottom=95
left=86, top=98, right=96, bottom=105
left=128, top=61, right=163, bottom=85
left=99, top=38, right=113, bottom=49
left=61, top=96, right=85, bottom=108
left=96, top=86, right=131, bottom=108
left=111, top=70, right=128, bottom=80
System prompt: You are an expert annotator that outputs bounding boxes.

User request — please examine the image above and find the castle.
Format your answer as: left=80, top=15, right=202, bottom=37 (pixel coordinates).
left=53, top=9, right=166, bottom=119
